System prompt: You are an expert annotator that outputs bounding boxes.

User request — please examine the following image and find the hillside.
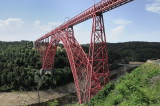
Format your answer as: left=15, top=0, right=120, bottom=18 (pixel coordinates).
left=107, top=42, right=160, bottom=62
left=84, top=62, right=160, bottom=106
left=0, top=41, right=73, bottom=91
left=0, top=41, right=160, bottom=92
left=82, top=42, right=160, bottom=70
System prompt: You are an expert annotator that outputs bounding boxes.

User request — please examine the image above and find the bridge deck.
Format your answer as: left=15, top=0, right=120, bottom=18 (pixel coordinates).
left=35, top=0, right=133, bottom=43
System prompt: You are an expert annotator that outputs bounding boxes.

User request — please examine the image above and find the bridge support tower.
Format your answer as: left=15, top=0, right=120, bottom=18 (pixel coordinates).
left=89, top=13, right=110, bottom=98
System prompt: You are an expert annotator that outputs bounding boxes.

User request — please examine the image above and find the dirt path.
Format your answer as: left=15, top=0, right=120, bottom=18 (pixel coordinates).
left=0, top=83, right=75, bottom=106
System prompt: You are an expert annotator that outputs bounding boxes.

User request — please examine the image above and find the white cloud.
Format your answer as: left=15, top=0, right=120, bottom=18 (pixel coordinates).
left=0, top=17, right=133, bottom=43
left=33, top=20, right=61, bottom=31
left=114, top=19, right=132, bottom=25
left=33, top=20, right=41, bottom=26
left=0, top=18, right=23, bottom=31
left=107, top=19, right=132, bottom=42
left=107, top=25, right=125, bottom=42
left=0, top=18, right=61, bottom=41
left=146, top=0, right=160, bottom=14
left=111, top=26, right=125, bottom=35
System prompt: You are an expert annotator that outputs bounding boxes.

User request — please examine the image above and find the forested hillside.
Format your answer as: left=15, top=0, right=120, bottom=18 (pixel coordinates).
left=0, top=41, right=160, bottom=92
left=107, top=42, right=160, bottom=63
left=82, top=42, right=160, bottom=70
left=0, top=41, right=72, bottom=91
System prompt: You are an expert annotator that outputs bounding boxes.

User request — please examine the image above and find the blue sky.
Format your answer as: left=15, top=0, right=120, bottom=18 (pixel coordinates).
left=0, top=0, right=160, bottom=44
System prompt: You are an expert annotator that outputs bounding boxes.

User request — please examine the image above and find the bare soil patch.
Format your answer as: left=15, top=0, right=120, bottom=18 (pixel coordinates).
left=0, top=83, right=75, bottom=106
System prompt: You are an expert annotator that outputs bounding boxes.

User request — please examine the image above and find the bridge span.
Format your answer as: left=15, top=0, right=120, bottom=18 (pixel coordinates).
left=34, top=0, right=133, bottom=104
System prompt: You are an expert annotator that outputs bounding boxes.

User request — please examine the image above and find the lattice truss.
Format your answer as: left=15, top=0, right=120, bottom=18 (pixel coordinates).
left=34, top=0, right=133, bottom=104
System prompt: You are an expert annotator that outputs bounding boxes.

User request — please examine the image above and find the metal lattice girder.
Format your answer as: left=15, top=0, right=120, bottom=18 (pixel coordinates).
left=89, top=13, right=110, bottom=97
left=42, top=38, right=59, bottom=70
left=36, top=27, right=92, bottom=103
left=60, top=27, right=92, bottom=103
left=36, top=38, right=49, bottom=63
left=34, top=0, right=134, bottom=104
left=35, top=0, right=133, bottom=42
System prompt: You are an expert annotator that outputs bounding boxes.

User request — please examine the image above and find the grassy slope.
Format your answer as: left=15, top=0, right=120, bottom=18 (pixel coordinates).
left=70, top=63, right=160, bottom=106
left=86, top=63, right=160, bottom=106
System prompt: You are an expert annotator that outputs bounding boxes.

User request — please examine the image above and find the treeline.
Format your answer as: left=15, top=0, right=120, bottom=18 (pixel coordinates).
left=107, top=42, right=160, bottom=63
left=82, top=42, right=160, bottom=70
left=0, top=41, right=160, bottom=91
left=0, top=41, right=72, bottom=91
